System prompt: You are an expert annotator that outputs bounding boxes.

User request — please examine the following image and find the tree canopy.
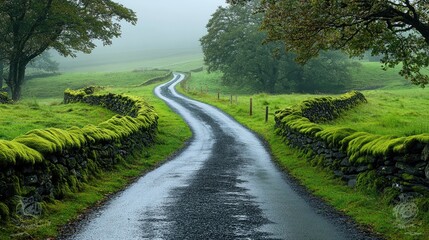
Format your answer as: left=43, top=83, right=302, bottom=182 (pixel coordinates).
left=201, top=1, right=354, bottom=93
left=228, top=0, right=429, bottom=87
left=0, top=0, right=137, bottom=100
left=28, top=51, right=59, bottom=74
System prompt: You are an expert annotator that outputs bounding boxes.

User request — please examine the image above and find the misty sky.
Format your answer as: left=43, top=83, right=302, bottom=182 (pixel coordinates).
left=113, top=0, right=227, bottom=51
left=57, top=0, right=227, bottom=70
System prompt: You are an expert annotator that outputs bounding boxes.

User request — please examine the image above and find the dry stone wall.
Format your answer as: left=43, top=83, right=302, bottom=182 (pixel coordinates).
left=0, top=88, right=158, bottom=222
left=275, top=91, right=429, bottom=198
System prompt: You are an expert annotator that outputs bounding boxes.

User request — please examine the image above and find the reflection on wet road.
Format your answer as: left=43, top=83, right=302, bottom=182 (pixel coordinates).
left=67, top=74, right=377, bottom=239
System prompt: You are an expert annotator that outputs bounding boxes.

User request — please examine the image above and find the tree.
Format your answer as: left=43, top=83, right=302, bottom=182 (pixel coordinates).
left=201, top=1, right=295, bottom=93
left=28, top=51, right=59, bottom=74
left=201, top=1, right=353, bottom=93
left=0, top=0, right=137, bottom=100
left=228, top=0, right=429, bottom=87
left=0, top=61, right=3, bottom=89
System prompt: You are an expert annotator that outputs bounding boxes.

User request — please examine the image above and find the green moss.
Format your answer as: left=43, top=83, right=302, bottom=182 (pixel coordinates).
left=67, top=175, right=81, bottom=192
left=0, top=140, right=44, bottom=166
left=86, top=159, right=100, bottom=177
left=400, top=134, right=429, bottom=152
left=316, top=127, right=357, bottom=146
left=382, top=187, right=401, bottom=203
left=51, top=164, right=67, bottom=183
left=11, top=176, right=22, bottom=196
left=299, top=91, right=367, bottom=122
left=0, top=202, right=10, bottom=222
left=356, top=170, right=386, bottom=194
left=344, top=133, right=407, bottom=162
left=402, top=173, right=416, bottom=181
left=14, top=127, right=89, bottom=156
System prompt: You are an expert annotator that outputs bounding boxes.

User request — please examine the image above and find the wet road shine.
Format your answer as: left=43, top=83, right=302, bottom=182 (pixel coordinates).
left=67, top=74, right=376, bottom=239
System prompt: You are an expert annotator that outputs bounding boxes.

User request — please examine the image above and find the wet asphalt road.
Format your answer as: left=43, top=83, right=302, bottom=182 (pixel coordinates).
left=64, top=74, right=379, bottom=239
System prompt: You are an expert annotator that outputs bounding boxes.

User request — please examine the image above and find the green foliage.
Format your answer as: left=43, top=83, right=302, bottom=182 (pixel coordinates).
left=0, top=0, right=137, bottom=100
left=201, top=1, right=356, bottom=94
left=27, top=51, right=59, bottom=74
left=249, top=0, right=429, bottom=87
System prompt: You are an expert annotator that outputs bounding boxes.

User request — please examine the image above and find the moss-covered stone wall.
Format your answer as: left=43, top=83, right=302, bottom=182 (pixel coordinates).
left=0, top=88, right=158, bottom=222
left=275, top=91, right=429, bottom=197
left=139, top=71, right=173, bottom=87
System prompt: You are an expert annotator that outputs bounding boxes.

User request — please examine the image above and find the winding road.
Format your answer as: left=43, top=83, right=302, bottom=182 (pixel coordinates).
left=64, top=74, right=378, bottom=239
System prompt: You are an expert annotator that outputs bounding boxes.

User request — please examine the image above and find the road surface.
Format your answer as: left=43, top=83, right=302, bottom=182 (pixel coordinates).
left=63, top=74, right=378, bottom=239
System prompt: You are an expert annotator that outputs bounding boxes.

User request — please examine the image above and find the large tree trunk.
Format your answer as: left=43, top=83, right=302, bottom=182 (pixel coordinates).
left=0, top=61, right=3, bottom=89
left=7, top=60, right=27, bottom=101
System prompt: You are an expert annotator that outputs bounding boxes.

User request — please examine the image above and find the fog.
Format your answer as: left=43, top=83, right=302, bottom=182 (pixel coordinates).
left=56, top=0, right=227, bottom=71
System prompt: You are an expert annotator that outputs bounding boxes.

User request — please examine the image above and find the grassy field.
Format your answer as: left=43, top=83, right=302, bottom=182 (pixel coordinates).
left=21, top=70, right=168, bottom=101
left=179, top=68, right=429, bottom=240
left=0, top=102, right=115, bottom=140
left=57, top=51, right=205, bottom=73
left=321, top=89, right=429, bottom=136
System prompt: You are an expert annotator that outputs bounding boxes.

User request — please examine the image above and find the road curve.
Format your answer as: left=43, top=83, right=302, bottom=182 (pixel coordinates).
left=64, top=74, right=378, bottom=239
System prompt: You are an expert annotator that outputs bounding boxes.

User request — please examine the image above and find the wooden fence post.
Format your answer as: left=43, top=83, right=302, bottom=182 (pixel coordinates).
left=250, top=98, right=253, bottom=116
left=265, top=106, right=269, bottom=122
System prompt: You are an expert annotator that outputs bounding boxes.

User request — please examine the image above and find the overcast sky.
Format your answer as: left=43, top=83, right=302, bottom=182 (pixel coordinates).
left=57, top=0, right=227, bottom=70
left=113, top=0, right=227, bottom=51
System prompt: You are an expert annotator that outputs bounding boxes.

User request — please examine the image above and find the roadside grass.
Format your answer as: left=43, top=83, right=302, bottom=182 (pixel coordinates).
left=179, top=70, right=429, bottom=239
left=0, top=76, right=192, bottom=239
